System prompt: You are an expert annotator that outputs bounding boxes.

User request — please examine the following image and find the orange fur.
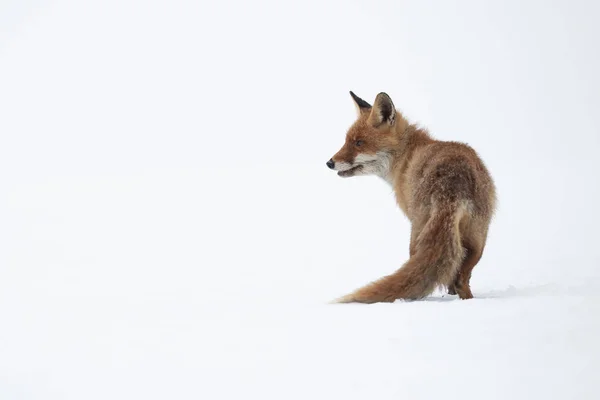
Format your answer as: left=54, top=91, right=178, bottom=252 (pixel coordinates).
left=328, top=92, right=496, bottom=303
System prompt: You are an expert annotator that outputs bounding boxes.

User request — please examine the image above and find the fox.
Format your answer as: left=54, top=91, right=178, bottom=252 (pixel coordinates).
left=327, top=91, right=496, bottom=303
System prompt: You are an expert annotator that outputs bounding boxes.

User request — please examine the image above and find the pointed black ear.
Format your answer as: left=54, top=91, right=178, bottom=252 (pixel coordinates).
left=368, top=92, right=396, bottom=126
left=349, top=91, right=372, bottom=112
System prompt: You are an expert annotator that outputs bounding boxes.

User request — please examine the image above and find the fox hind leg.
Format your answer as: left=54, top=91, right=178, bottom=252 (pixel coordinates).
left=450, top=243, right=484, bottom=299
left=448, top=283, right=458, bottom=296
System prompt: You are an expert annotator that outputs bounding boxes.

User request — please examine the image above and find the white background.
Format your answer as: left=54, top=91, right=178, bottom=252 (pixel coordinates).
left=1, top=0, right=599, bottom=399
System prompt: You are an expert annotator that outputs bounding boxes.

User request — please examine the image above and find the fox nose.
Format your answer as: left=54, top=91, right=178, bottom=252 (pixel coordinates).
left=326, top=159, right=335, bottom=169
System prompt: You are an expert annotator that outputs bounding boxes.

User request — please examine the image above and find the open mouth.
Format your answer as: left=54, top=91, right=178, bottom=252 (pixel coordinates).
left=337, top=165, right=363, bottom=177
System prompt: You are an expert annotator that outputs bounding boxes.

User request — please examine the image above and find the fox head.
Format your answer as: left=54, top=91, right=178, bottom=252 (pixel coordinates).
left=327, top=91, right=401, bottom=180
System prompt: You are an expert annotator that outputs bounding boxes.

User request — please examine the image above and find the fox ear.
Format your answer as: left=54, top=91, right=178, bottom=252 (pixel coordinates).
left=349, top=91, right=371, bottom=115
left=368, top=92, right=396, bottom=127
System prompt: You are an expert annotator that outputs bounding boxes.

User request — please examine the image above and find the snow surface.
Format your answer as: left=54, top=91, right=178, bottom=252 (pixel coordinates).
left=1, top=0, right=600, bottom=399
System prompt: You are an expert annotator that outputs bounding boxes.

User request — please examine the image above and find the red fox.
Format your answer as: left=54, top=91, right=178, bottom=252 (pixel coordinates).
left=327, top=91, right=496, bottom=303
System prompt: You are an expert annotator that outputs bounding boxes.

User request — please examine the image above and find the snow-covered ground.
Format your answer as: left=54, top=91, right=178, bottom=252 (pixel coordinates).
left=1, top=1, right=599, bottom=399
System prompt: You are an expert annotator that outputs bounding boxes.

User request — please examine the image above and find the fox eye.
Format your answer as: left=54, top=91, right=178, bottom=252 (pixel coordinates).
left=355, top=140, right=364, bottom=147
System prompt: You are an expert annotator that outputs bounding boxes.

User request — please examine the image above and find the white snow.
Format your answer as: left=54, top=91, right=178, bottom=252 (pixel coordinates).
left=1, top=0, right=600, bottom=399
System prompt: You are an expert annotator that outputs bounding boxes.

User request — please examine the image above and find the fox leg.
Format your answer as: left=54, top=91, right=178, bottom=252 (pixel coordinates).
left=447, top=247, right=465, bottom=295
left=450, top=243, right=483, bottom=299
left=448, top=282, right=458, bottom=296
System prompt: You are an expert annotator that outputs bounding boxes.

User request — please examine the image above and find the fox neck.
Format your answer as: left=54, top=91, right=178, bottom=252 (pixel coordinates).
left=370, top=151, right=394, bottom=184
left=385, top=113, right=433, bottom=185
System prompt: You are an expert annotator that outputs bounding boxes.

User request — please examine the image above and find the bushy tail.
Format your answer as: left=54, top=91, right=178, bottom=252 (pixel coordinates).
left=332, top=203, right=466, bottom=304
